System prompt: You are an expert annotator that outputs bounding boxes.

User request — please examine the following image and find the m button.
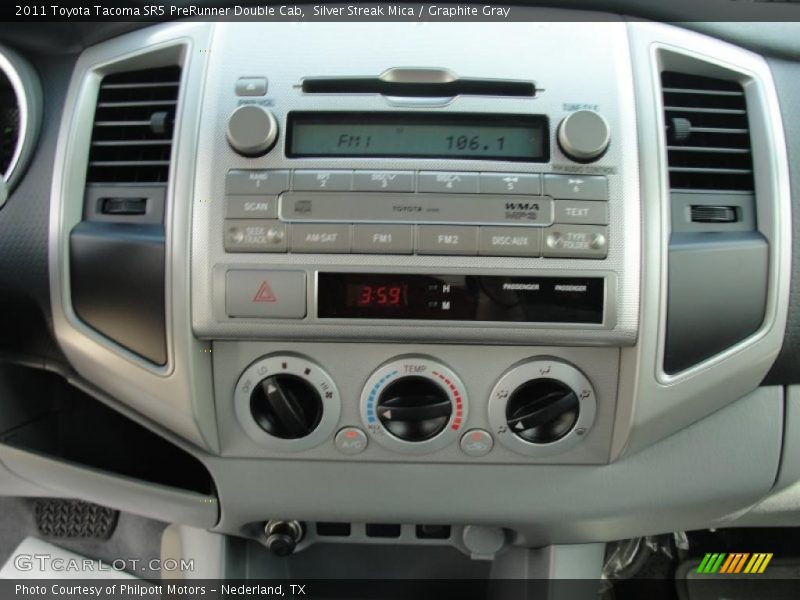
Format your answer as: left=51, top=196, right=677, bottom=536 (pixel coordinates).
left=226, top=270, right=307, bottom=318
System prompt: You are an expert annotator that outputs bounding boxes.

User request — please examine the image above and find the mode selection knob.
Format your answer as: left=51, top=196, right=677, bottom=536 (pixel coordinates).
left=488, top=359, right=597, bottom=457
left=505, top=379, right=579, bottom=444
left=234, top=355, right=341, bottom=451
left=227, top=105, right=279, bottom=156
left=361, top=356, right=468, bottom=454
left=557, top=110, right=610, bottom=163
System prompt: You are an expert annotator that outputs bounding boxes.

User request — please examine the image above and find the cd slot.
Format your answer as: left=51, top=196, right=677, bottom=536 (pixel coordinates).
left=301, top=77, right=536, bottom=98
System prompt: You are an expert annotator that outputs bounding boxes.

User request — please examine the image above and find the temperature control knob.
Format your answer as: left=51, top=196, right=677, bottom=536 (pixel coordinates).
left=557, top=110, right=610, bottom=163
left=489, top=359, right=596, bottom=457
left=376, top=377, right=452, bottom=442
left=361, top=356, right=468, bottom=454
left=227, top=105, right=278, bottom=156
left=234, top=355, right=341, bottom=451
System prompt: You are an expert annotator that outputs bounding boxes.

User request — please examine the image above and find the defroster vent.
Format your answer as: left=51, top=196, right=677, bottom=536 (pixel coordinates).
left=661, top=72, right=754, bottom=192
left=86, top=66, right=181, bottom=184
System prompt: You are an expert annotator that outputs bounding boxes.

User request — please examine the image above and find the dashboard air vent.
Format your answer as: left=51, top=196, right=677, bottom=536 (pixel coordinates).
left=86, top=65, right=181, bottom=184
left=661, top=71, right=754, bottom=192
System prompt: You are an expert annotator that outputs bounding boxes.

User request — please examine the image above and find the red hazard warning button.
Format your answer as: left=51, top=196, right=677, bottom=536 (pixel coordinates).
left=253, top=281, right=277, bottom=303
left=226, top=270, right=306, bottom=318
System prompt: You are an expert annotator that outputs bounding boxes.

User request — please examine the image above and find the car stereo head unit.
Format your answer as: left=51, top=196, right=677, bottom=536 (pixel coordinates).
left=191, top=23, right=640, bottom=346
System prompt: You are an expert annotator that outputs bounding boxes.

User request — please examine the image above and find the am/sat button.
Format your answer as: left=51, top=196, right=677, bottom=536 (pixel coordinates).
left=291, top=224, right=352, bottom=253
left=226, top=270, right=306, bottom=318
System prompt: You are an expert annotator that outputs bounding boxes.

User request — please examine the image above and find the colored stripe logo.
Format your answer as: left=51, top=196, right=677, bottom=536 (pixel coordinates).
left=697, top=553, right=773, bottom=574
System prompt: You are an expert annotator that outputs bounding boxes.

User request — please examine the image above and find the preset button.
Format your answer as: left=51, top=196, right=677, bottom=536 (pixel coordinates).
left=353, top=171, right=415, bottom=192
left=543, top=174, right=608, bottom=201
left=418, top=171, right=479, bottom=194
left=293, top=170, right=353, bottom=191
left=480, top=173, right=541, bottom=195
left=226, top=170, right=290, bottom=195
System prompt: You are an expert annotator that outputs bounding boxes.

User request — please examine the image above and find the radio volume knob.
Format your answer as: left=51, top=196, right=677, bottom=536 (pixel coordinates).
left=557, top=110, right=610, bottom=163
left=227, top=105, right=279, bottom=156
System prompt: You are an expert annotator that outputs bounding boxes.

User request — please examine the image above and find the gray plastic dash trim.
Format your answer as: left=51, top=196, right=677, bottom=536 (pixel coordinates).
left=48, top=22, right=220, bottom=451
left=0, top=444, right=218, bottom=529
left=205, top=385, right=781, bottom=544
left=614, top=22, right=791, bottom=458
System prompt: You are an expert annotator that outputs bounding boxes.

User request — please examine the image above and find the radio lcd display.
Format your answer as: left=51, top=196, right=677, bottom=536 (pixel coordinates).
left=288, top=112, right=549, bottom=161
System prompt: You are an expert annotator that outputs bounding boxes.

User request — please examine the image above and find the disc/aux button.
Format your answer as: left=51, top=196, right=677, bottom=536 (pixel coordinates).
left=479, top=227, right=541, bottom=257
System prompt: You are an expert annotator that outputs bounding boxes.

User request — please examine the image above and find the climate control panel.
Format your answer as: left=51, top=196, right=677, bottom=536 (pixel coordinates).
left=488, top=359, right=597, bottom=457
left=221, top=343, right=615, bottom=464
left=233, top=354, right=341, bottom=451
left=360, top=356, right=468, bottom=454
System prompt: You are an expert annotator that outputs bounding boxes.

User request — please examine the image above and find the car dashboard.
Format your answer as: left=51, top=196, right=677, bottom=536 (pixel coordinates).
left=1, top=5, right=800, bottom=586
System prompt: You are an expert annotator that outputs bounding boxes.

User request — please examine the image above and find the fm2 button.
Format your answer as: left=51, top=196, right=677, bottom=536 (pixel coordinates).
left=335, top=427, right=368, bottom=455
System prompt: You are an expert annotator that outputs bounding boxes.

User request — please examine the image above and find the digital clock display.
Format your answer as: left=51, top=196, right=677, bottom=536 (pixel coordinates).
left=318, top=273, right=604, bottom=322
left=348, top=284, right=408, bottom=308
left=288, top=112, right=548, bottom=161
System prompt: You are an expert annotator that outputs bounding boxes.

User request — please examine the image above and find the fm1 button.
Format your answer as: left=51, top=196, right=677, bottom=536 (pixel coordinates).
left=460, top=429, right=494, bottom=457
left=335, top=427, right=368, bottom=455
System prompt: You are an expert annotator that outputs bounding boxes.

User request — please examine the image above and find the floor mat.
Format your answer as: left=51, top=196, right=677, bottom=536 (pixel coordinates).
left=35, top=499, right=118, bottom=539
left=0, top=537, right=137, bottom=579
left=0, top=497, right=166, bottom=579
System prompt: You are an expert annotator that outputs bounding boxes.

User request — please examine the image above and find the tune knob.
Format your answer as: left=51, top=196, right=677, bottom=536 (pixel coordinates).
left=361, top=356, right=468, bottom=454
left=227, top=105, right=279, bottom=156
left=557, top=110, right=610, bottom=163
left=234, top=355, right=341, bottom=451
left=489, top=359, right=597, bottom=457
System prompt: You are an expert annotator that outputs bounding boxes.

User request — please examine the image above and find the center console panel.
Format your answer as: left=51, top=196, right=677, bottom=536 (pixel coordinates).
left=187, top=22, right=640, bottom=464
